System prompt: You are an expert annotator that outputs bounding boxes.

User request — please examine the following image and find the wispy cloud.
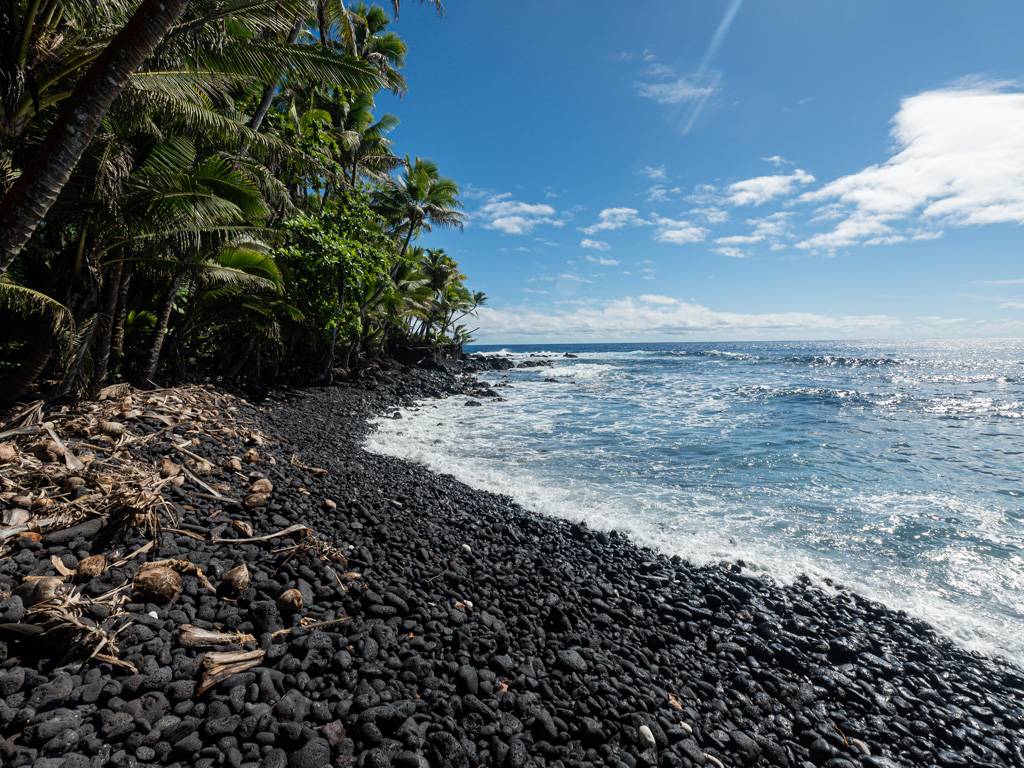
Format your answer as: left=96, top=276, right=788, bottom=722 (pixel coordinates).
left=646, top=184, right=683, bottom=203
left=714, top=246, right=748, bottom=259
left=976, top=278, right=1024, bottom=286
left=585, top=254, right=620, bottom=266
left=799, top=82, right=1024, bottom=251
left=641, top=165, right=667, bottom=180
left=652, top=215, right=708, bottom=245
left=727, top=169, right=815, bottom=205
left=474, top=293, right=904, bottom=341
left=581, top=207, right=648, bottom=234
left=689, top=206, right=730, bottom=224
left=761, top=155, right=792, bottom=167
left=478, top=194, right=564, bottom=235
left=580, top=238, right=611, bottom=251
left=636, top=78, right=716, bottom=105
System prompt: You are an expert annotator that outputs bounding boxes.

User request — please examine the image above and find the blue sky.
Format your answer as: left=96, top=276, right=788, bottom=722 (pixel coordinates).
left=380, top=1, right=1024, bottom=342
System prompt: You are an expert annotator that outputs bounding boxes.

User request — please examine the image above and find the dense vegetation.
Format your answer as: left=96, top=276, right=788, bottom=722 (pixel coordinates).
left=0, top=0, right=483, bottom=401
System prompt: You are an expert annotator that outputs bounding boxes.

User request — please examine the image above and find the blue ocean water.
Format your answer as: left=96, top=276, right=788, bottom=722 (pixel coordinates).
left=365, top=340, right=1024, bottom=664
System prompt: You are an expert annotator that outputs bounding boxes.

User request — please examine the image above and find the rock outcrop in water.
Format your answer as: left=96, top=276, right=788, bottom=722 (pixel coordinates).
left=0, top=358, right=1022, bottom=768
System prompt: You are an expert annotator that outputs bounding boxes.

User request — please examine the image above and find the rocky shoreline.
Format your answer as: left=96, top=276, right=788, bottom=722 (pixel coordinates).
left=1, top=358, right=1023, bottom=768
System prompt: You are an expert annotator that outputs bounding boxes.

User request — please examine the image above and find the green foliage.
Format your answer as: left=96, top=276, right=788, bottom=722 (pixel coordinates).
left=274, top=190, right=394, bottom=350
left=0, top=0, right=483, bottom=399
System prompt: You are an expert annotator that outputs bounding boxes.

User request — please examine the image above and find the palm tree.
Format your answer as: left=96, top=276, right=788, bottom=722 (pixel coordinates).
left=343, top=2, right=409, bottom=94
left=372, top=157, right=464, bottom=262
left=0, top=0, right=383, bottom=274
left=0, top=0, right=192, bottom=273
left=332, top=92, right=401, bottom=188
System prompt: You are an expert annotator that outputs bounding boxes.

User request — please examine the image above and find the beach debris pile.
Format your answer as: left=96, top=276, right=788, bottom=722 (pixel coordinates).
left=0, top=384, right=351, bottom=719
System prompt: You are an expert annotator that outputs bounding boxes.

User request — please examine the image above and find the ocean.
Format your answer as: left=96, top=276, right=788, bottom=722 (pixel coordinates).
left=364, top=340, right=1024, bottom=665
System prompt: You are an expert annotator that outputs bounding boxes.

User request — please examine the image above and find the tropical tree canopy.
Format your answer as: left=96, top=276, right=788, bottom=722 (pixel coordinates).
left=0, top=0, right=482, bottom=402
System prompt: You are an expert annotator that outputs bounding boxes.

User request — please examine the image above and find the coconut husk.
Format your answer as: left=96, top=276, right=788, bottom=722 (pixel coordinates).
left=196, top=649, right=265, bottom=696
left=0, top=443, right=18, bottom=463
left=76, top=554, right=108, bottom=580
left=133, top=565, right=182, bottom=602
left=149, top=558, right=215, bottom=590
left=248, top=478, right=272, bottom=495
left=220, top=563, right=250, bottom=595
left=159, top=457, right=181, bottom=478
left=277, top=588, right=303, bottom=614
left=14, top=576, right=68, bottom=607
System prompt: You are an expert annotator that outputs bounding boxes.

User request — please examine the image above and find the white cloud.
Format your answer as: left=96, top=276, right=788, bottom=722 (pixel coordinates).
left=797, top=213, right=893, bottom=251
left=580, top=238, right=611, bottom=251
left=478, top=194, right=563, bottom=235
left=714, top=246, right=748, bottom=258
left=800, top=82, right=1024, bottom=250
left=976, top=278, right=1024, bottom=286
left=474, top=295, right=902, bottom=341
left=762, top=155, right=792, bottom=167
left=1001, top=302, right=1024, bottom=310
left=641, top=165, right=667, bottom=180
left=749, top=211, right=793, bottom=238
left=689, top=206, right=729, bottom=224
left=585, top=254, right=620, bottom=266
left=727, top=169, right=815, bottom=206
left=636, top=78, right=717, bottom=105
left=581, top=207, right=647, bottom=234
left=646, top=184, right=683, bottom=203
left=558, top=273, right=592, bottom=283
left=652, top=215, right=708, bottom=245
left=716, top=234, right=762, bottom=245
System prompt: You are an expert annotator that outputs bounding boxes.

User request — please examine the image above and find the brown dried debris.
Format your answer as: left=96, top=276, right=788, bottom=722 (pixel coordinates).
left=196, top=649, right=265, bottom=696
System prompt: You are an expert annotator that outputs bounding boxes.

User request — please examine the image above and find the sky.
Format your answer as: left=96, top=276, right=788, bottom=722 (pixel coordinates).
left=380, top=1, right=1024, bottom=343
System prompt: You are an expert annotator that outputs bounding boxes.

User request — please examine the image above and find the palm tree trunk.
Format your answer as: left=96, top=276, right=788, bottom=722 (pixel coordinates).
left=248, top=18, right=304, bottom=131
left=92, top=258, right=124, bottom=390
left=110, top=269, right=132, bottom=367
left=398, top=221, right=416, bottom=261
left=140, top=271, right=184, bottom=383
left=0, top=0, right=192, bottom=275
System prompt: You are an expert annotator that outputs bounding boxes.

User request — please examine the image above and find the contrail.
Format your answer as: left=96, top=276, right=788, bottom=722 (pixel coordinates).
left=683, top=0, right=743, bottom=134
left=700, top=0, right=744, bottom=75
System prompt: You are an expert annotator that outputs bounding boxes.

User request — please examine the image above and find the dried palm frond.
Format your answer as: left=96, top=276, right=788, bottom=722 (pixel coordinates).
left=196, top=649, right=265, bottom=696
left=178, top=624, right=255, bottom=648
left=5, top=583, right=136, bottom=672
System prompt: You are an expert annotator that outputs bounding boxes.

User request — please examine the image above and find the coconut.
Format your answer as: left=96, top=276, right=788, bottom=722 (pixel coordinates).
left=159, top=457, right=181, bottom=478
left=244, top=492, right=268, bottom=508
left=224, top=457, right=243, bottom=472
left=221, top=563, right=251, bottom=595
left=134, top=565, right=183, bottom=602
left=277, top=588, right=303, bottom=614
left=61, top=476, right=87, bottom=493
left=14, top=576, right=66, bottom=607
left=243, top=448, right=260, bottom=463
left=76, top=554, right=108, bottom=580
left=0, top=443, right=18, bottom=463
left=248, top=478, right=273, bottom=495
left=230, top=520, right=254, bottom=537
left=31, top=440, right=62, bottom=463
